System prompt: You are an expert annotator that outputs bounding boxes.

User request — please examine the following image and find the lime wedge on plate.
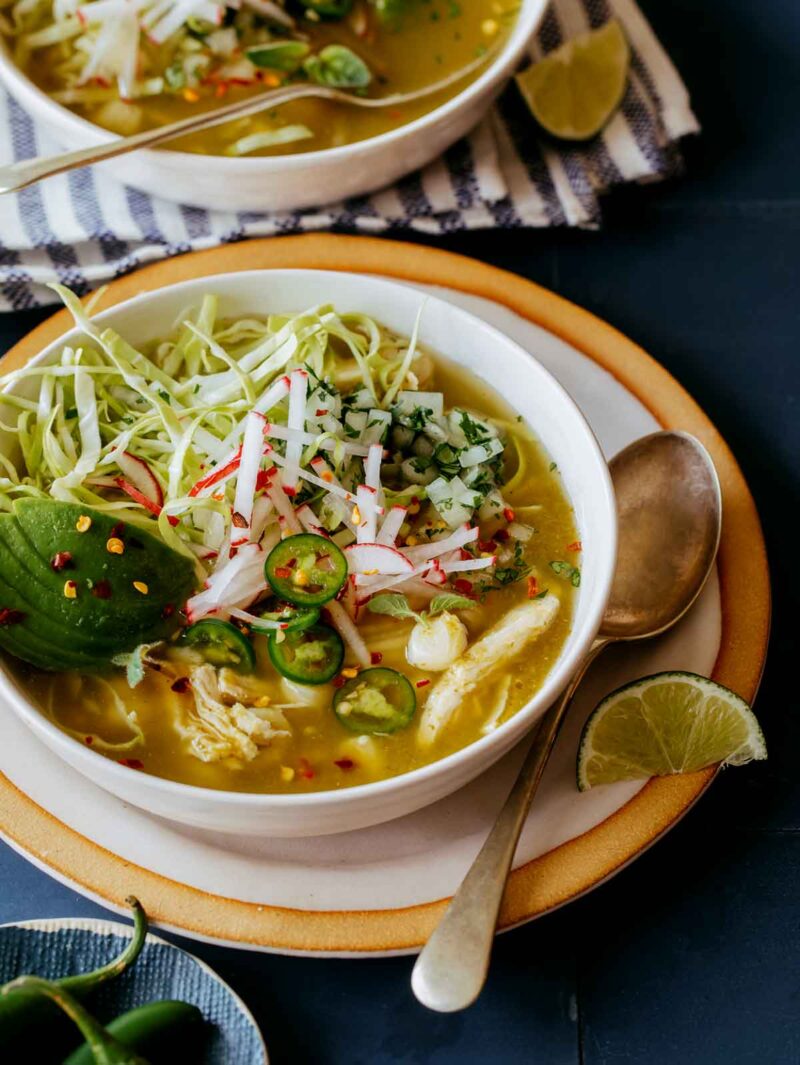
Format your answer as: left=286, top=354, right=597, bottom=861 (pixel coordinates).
left=516, top=19, right=630, bottom=141
left=577, top=672, right=767, bottom=791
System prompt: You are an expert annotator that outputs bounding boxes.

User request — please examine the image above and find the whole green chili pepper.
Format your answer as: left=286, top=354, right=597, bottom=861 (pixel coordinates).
left=1, top=976, right=149, bottom=1064
left=0, top=897, right=147, bottom=1052
left=64, top=1000, right=205, bottom=1065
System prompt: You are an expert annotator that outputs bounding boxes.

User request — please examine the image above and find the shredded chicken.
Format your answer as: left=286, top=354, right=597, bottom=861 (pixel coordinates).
left=417, top=594, right=561, bottom=747
left=180, top=664, right=291, bottom=764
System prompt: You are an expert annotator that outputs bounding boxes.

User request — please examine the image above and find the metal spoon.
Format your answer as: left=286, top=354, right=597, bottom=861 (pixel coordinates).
left=0, top=53, right=493, bottom=195
left=411, top=430, right=722, bottom=1013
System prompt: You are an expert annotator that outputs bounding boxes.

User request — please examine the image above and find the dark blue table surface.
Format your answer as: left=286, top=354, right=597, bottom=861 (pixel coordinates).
left=1, top=1, right=797, bottom=1061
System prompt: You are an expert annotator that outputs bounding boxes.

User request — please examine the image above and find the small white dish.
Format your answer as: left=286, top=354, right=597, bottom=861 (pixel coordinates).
left=0, top=0, right=547, bottom=211
left=0, top=268, right=617, bottom=836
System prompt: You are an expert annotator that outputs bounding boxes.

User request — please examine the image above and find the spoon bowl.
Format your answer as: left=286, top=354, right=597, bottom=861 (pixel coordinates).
left=412, top=430, right=722, bottom=1013
left=603, top=431, right=722, bottom=640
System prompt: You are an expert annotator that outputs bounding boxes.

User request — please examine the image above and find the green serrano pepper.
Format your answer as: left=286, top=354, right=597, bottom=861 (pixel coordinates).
left=0, top=977, right=149, bottom=1064
left=64, top=1000, right=205, bottom=1065
left=0, top=897, right=146, bottom=1052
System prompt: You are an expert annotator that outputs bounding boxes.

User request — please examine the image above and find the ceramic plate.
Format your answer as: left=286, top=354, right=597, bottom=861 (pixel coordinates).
left=0, top=915, right=267, bottom=1062
left=0, top=236, right=770, bottom=956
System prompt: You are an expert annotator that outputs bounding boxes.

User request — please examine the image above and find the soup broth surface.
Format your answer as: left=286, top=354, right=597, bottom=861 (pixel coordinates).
left=18, top=355, right=578, bottom=794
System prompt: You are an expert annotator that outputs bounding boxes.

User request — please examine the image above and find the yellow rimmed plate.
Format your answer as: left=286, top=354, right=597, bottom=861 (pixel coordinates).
left=0, top=236, right=770, bottom=955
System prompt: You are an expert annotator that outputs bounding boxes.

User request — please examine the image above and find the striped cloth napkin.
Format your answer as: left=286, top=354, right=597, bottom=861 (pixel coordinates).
left=0, top=0, right=699, bottom=311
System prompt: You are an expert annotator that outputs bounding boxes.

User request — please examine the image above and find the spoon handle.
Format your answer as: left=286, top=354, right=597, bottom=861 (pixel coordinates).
left=411, top=638, right=609, bottom=1013
left=0, top=50, right=494, bottom=195
left=0, top=84, right=330, bottom=194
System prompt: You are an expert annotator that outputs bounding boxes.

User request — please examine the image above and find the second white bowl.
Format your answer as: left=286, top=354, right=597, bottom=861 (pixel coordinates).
left=0, top=0, right=547, bottom=211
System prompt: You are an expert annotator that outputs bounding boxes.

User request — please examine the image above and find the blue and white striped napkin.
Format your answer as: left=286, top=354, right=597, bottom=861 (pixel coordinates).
left=0, top=0, right=699, bottom=311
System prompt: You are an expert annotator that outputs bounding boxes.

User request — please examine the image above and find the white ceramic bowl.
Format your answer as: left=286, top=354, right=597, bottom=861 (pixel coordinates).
left=0, top=269, right=617, bottom=835
left=0, top=1, right=547, bottom=212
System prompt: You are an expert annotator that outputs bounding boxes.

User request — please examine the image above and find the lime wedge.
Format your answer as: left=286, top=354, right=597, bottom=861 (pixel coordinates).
left=516, top=19, right=630, bottom=141
left=577, top=671, right=767, bottom=791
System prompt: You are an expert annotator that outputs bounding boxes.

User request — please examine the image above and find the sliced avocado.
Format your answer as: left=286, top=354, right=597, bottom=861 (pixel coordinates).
left=0, top=572, right=109, bottom=671
left=0, top=500, right=197, bottom=671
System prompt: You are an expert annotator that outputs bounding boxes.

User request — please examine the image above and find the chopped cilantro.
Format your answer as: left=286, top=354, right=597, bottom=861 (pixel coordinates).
left=549, top=561, right=581, bottom=587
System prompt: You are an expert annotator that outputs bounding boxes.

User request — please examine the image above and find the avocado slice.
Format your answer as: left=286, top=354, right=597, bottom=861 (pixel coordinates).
left=0, top=499, right=197, bottom=671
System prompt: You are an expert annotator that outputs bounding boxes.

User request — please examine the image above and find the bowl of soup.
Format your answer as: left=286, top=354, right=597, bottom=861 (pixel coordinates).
left=0, top=270, right=616, bottom=835
left=0, top=0, right=547, bottom=210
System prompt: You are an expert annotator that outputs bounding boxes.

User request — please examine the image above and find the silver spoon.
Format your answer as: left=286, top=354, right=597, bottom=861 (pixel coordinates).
left=0, top=53, right=493, bottom=195
left=411, top=430, right=722, bottom=1013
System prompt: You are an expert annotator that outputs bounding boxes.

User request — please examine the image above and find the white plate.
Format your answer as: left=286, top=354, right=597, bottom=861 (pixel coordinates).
left=0, top=280, right=720, bottom=954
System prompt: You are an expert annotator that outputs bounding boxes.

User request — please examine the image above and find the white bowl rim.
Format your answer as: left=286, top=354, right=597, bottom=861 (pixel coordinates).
left=0, top=267, right=617, bottom=809
left=0, top=0, right=546, bottom=171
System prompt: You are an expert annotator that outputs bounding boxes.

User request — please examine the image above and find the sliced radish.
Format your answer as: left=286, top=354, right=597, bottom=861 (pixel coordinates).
left=295, top=503, right=329, bottom=537
left=282, top=369, right=308, bottom=496
left=264, top=469, right=303, bottom=534
left=186, top=542, right=266, bottom=620
left=345, top=542, right=415, bottom=575
left=271, top=452, right=354, bottom=502
left=229, top=607, right=284, bottom=631
left=114, top=477, right=179, bottom=526
left=403, top=524, right=478, bottom=564
left=250, top=495, right=275, bottom=543
left=254, top=374, right=291, bottom=415
left=188, top=446, right=242, bottom=497
left=326, top=599, right=370, bottom=667
left=364, top=443, right=383, bottom=490
left=376, top=505, right=406, bottom=547
left=233, top=411, right=266, bottom=532
left=440, top=555, right=496, bottom=573
left=117, top=451, right=163, bottom=506
left=355, top=484, right=380, bottom=544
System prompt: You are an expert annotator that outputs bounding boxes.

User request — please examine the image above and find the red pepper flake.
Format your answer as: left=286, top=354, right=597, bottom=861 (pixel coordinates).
left=231, top=511, right=248, bottom=529
left=332, top=675, right=346, bottom=689
left=84, top=735, right=93, bottom=745
left=494, top=528, right=510, bottom=543
left=454, top=579, right=473, bottom=596
left=370, top=651, right=383, bottom=665
left=91, top=579, right=112, bottom=600
left=274, top=566, right=292, bottom=579
left=255, top=468, right=276, bottom=491
left=0, top=607, right=25, bottom=626
left=567, top=540, right=583, bottom=552
left=334, top=758, right=356, bottom=771
left=315, top=408, right=329, bottom=417
left=503, top=507, right=516, bottom=523
left=50, top=551, right=74, bottom=572
left=161, top=603, right=175, bottom=619
left=171, top=677, right=191, bottom=694
left=416, top=678, right=431, bottom=688
left=110, top=522, right=126, bottom=539
left=118, top=758, right=144, bottom=770
left=527, top=576, right=539, bottom=599
left=297, top=757, right=315, bottom=780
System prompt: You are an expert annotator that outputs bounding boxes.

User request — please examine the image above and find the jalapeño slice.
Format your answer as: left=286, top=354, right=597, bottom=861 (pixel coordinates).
left=253, top=604, right=320, bottom=634
left=333, top=667, right=416, bottom=734
left=267, top=624, right=344, bottom=685
left=265, top=533, right=347, bottom=607
left=182, top=619, right=255, bottom=672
